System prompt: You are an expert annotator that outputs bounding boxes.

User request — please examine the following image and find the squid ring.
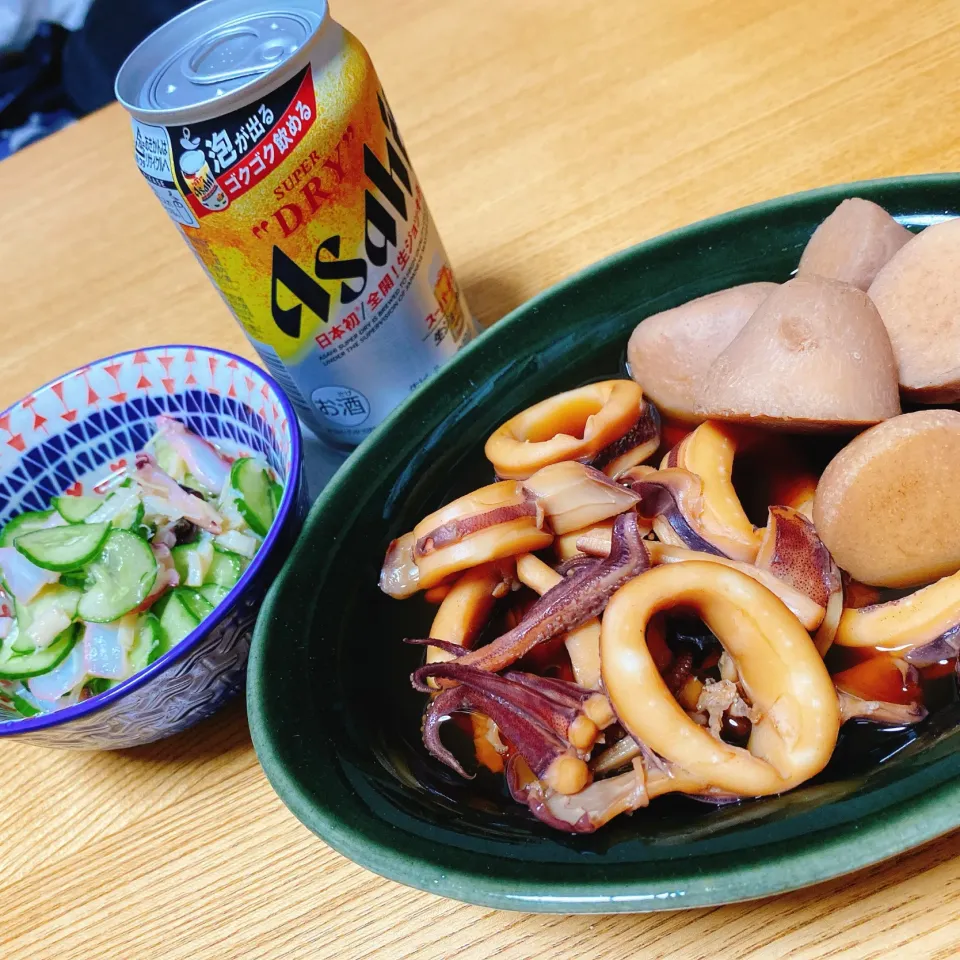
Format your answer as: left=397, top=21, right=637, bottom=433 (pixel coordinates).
left=835, top=568, right=960, bottom=658
left=600, top=562, right=840, bottom=796
left=485, top=380, right=646, bottom=480
left=662, top=421, right=761, bottom=561
left=380, top=481, right=553, bottom=597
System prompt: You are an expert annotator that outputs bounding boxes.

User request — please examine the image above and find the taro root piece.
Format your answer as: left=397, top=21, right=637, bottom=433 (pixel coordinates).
left=662, top=421, right=761, bottom=559
left=867, top=218, right=960, bottom=401
left=814, top=410, right=960, bottom=588
left=521, top=461, right=639, bottom=534
left=797, top=198, right=913, bottom=291
left=625, top=466, right=756, bottom=562
left=422, top=511, right=649, bottom=676
left=379, top=480, right=553, bottom=597
left=626, top=283, right=777, bottom=422
left=485, top=380, right=644, bottom=480
left=600, top=562, right=840, bottom=795
left=695, top=277, right=901, bottom=430
left=834, top=567, right=960, bottom=658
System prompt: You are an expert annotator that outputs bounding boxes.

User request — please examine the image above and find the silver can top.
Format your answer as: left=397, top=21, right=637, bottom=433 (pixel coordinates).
left=116, top=0, right=327, bottom=123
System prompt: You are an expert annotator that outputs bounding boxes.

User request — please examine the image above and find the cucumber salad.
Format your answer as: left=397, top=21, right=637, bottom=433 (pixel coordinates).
left=0, top=416, right=283, bottom=718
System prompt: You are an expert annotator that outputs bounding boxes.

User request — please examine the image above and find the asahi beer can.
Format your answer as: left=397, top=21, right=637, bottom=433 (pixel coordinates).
left=116, top=0, right=476, bottom=447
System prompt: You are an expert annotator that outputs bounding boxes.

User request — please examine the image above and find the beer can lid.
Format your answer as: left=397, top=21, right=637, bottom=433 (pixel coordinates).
left=115, top=0, right=327, bottom=122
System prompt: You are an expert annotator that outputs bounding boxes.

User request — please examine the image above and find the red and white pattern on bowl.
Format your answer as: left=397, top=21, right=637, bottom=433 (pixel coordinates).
left=0, top=346, right=290, bottom=475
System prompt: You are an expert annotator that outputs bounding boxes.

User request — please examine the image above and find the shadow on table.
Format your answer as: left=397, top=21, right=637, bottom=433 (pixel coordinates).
left=115, top=695, right=253, bottom=767
left=459, top=271, right=530, bottom=329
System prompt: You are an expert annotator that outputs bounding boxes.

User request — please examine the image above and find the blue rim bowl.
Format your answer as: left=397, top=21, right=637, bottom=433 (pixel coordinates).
left=0, top=344, right=306, bottom=749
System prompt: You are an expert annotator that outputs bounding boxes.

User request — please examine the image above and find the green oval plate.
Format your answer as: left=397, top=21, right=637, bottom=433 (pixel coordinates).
left=249, top=174, right=960, bottom=913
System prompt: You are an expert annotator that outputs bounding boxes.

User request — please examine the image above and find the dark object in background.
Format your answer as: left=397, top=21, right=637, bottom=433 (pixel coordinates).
left=0, top=23, right=71, bottom=127
left=62, top=0, right=201, bottom=114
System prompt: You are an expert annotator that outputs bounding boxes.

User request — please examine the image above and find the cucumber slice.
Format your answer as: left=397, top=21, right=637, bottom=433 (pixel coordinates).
left=0, top=509, right=57, bottom=547
left=8, top=687, right=40, bottom=717
left=269, top=480, right=284, bottom=515
left=12, top=585, right=82, bottom=652
left=198, top=584, right=229, bottom=606
left=177, top=587, right=215, bottom=622
left=54, top=495, right=104, bottom=523
left=230, top=458, right=275, bottom=537
left=77, top=530, right=158, bottom=623
left=87, top=484, right=144, bottom=531
left=84, top=677, right=115, bottom=697
left=159, top=590, right=200, bottom=647
left=171, top=543, right=197, bottom=584
left=130, top=612, right=166, bottom=670
left=171, top=540, right=214, bottom=587
left=204, top=548, right=245, bottom=588
left=59, top=571, right=88, bottom=589
left=13, top=522, right=109, bottom=572
left=0, top=623, right=79, bottom=680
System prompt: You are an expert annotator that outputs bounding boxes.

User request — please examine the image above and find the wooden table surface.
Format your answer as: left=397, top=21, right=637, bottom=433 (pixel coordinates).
left=2, top=1, right=959, bottom=956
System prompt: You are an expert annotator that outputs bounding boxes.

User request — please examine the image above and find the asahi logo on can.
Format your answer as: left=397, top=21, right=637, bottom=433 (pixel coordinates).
left=117, top=5, right=475, bottom=448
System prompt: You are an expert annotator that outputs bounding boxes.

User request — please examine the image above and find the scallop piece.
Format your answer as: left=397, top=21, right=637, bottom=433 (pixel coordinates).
left=626, top=283, right=777, bottom=422
left=814, top=409, right=960, bottom=588
left=695, top=276, right=900, bottom=430
left=797, top=198, right=913, bottom=291
left=867, top=217, right=960, bottom=401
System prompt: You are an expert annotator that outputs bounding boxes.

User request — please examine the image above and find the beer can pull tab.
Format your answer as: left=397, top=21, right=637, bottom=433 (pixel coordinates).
left=184, top=16, right=311, bottom=86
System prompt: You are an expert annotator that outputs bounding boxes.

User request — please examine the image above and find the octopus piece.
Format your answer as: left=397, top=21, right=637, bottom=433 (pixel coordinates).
left=155, top=415, right=232, bottom=494
left=414, top=510, right=649, bottom=677
left=484, top=380, right=645, bottom=480
left=134, top=453, right=223, bottom=534
left=600, top=562, right=841, bottom=795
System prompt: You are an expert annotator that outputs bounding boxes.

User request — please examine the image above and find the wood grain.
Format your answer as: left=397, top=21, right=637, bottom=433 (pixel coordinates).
left=1, top=0, right=959, bottom=956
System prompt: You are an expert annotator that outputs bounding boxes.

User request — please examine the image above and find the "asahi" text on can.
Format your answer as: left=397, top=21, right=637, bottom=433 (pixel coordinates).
left=116, top=0, right=476, bottom=447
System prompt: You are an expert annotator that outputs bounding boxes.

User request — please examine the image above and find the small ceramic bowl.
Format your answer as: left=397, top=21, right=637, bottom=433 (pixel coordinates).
left=248, top=174, right=960, bottom=913
left=0, top=345, right=306, bottom=749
